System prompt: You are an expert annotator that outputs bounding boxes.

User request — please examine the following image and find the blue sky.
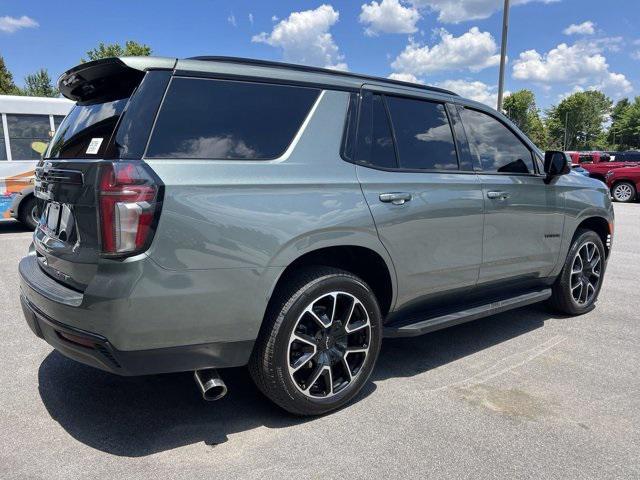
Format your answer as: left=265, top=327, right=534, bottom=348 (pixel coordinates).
left=1, top=0, right=639, bottom=109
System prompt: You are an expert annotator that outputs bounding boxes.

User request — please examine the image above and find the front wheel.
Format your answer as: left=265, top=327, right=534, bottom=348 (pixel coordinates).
left=548, top=229, right=606, bottom=315
left=249, top=267, right=382, bottom=415
left=611, top=181, right=636, bottom=203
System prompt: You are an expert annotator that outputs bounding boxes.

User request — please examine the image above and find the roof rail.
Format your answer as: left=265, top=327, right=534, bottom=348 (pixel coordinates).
left=187, top=56, right=458, bottom=96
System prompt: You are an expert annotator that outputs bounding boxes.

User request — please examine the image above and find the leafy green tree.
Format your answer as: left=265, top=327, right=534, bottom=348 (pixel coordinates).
left=0, top=56, right=20, bottom=95
left=22, top=69, right=59, bottom=97
left=615, top=97, right=640, bottom=150
left=607, top=98, right=633, bottom=149
left=82, top=40, right=152, bottom=62
left=503, top=89, right=547, bottom=149
left=545, top=90, right=612, bottom=151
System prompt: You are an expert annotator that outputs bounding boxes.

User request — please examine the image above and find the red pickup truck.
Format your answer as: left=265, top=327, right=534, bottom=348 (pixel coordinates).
left=606, top=166, right=640, bottom=202
left=567, top=151, right=640, bottom=182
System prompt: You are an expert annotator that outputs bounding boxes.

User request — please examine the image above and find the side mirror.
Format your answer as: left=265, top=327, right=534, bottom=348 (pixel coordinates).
left=544, top=151, right=571, bottom=183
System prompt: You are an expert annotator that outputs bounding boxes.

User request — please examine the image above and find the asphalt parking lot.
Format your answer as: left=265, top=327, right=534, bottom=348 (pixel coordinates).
left=0, top=203, right=638, bottom=479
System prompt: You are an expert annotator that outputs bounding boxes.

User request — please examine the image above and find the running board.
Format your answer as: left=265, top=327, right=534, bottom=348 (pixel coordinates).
left=383, top=288, right=552, bottom=338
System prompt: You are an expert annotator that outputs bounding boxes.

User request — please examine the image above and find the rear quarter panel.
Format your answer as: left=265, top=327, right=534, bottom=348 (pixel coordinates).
left=143, top=90, right=396, bottom=341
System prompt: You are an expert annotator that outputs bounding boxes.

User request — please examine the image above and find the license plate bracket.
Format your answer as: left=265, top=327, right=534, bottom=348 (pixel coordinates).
left=45, top=202, right=61, bottom=234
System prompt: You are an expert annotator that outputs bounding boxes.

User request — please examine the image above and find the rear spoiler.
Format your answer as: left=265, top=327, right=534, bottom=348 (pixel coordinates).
left=58, top=56, right=176, bottom=103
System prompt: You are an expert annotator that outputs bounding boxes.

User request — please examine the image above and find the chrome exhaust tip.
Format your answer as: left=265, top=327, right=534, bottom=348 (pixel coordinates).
left=194, top=368, right=228, bottom=401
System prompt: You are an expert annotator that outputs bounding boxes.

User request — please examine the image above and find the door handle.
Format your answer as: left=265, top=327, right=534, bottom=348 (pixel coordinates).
left=487, top=191, right=510, bottom=200
left=379, top=192, right=412, bottom=205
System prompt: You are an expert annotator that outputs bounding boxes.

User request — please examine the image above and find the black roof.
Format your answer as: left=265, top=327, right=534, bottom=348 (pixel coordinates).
left=188, top=56, right=458, bottom=97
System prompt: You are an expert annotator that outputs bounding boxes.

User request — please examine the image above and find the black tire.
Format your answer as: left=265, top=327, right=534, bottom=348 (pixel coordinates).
left=611, top=181, right=636, bottom=203
left=249, top=266, right=382, bottom=416
left=18, top=195, right=40, bottom=230
left=548, top=229, right=606, bottom=315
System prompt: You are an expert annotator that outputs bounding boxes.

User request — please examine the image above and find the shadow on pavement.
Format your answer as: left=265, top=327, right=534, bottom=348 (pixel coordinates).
left=0, top=220, right=31, bottom=234
left=38, top=303, right=554, bottom=457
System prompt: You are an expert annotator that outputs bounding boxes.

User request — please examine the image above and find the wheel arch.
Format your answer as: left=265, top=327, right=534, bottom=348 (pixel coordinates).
left=266, top=244, right=397, bottom=320
left=574, top=216, right=611, bottom=258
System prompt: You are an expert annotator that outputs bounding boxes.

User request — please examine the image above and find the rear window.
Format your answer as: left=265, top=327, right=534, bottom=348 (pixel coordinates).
left=46, top=99, right=128, bottom=159
left=146, top=78, right=320, bottom=160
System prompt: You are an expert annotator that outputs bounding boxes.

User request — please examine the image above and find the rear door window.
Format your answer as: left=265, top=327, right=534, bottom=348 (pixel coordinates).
left=355, top=92, right=397, bottom=169
left=146, top=78, right=320, bottom=160
left=385, top=96, right=458, bottom=170
left=459, top=107, right=534, bottom=174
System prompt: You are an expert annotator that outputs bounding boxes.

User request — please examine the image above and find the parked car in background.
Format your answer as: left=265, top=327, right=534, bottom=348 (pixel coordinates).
left=567, top=150, right=640, bottom=183
left=606, top=166, right=640, bottom=202
left=0, top=95, right=73, bottom=228
left=606, top=151, right=640, bottom=162
left=19, top=56, right=614, bottom=415
left=571, top=164, right=590, bottom=177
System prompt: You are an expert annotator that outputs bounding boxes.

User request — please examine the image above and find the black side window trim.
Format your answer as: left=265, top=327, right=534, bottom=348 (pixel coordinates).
left=343, top=89, right=478, bottom=174
left=456, top=104, right=542, bottom=176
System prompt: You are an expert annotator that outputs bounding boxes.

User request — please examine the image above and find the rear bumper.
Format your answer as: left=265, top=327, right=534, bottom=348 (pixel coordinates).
left=19, top=254, right=256, bottom=375
left=20, top=294, right=254, bottom=376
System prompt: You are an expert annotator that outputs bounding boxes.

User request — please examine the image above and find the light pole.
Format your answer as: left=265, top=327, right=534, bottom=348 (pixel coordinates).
left=497, top=0, right=510, bottom=112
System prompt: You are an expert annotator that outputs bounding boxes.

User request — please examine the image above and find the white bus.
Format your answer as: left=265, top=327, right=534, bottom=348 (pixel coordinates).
left=1, top=94, right=73, bottom=228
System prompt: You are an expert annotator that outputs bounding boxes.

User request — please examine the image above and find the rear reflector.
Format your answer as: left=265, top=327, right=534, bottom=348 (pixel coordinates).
left=58, top=331, right=95, bottom=348
left=98, top=162, right=161, bottom=256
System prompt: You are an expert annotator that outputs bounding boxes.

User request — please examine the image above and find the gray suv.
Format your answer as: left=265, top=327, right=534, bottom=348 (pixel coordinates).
left=19, top=56, right=614, bottom=415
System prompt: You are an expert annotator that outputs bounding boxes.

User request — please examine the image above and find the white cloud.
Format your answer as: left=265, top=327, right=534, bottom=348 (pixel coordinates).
left=388, top=72, right=423, bottom=83
left=409, top=0, right=557, bottom=24
left=512, top=40, right=633, bottom=98
left=0, top=15, right=38, bottom=33
left=271, top=15, right=279, bottom=22
left=436, top=79, right=503, bottom=107
left=359, top=0, right=420, bottom=36
left=252, top=5, right=347, bottom=70
left=227, top=13, right=237, bottom=27
left=632, top=50, right=640, bottom=61
left=391, top=27, right=500, bottom=77
left=563, top=21, right=595, bottom=36
left=248, top=13, right=254, bottom=25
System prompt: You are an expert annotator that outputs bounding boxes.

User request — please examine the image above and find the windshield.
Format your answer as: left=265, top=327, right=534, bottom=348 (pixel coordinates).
left=45, top=99, right=128, bottom=159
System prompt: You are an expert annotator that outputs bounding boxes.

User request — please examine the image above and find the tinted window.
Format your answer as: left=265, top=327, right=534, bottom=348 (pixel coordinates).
left=355, top=93, right=396, bottom=169
left=7, top=114, right=51, bottom=160
left=53, top=115, right=66, bottom=129
left=341, top=93, right=359, bottom=161
left=147, top=78, right=320, bottom=160
left=46, top=99, right=128, bottom=159
left=0, top=119, right=5, bottom=161
left=460, top=108, right=534, bottom=174
left=386, top=96, right=458, bottom=170
left=579, top=154, right=593, bottom=164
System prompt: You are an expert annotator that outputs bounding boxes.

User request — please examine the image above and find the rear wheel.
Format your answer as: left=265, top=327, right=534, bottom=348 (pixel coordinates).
left=611, top=181, right=636, bottom=203
left=549, top=229, right=606, bottom=315
left=18, top=196, right=40, bottom=230
left=249, top=267, right=382, bottom=415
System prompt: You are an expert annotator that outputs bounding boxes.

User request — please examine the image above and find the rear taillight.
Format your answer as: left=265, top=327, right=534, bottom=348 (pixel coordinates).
left=98, top=161, right=162, bottom=256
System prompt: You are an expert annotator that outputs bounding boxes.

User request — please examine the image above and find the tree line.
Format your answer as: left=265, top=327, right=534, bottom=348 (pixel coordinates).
left=0, top=40, right=151, bottom=98
left=1, top=40, right=638, bottom=152
left=504, top=89, right=640, bottom=152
